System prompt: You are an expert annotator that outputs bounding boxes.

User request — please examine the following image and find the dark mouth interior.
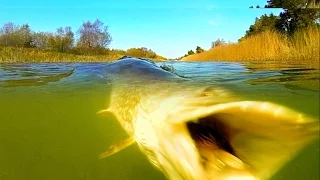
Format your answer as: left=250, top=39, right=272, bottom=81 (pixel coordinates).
left=186, top=115, right=235, bottom=156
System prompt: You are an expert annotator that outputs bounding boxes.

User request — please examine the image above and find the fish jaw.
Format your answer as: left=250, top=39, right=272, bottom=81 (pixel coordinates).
left=134, top=96, right=319, bottom=180
left=151, top=121, right=258, bottom=180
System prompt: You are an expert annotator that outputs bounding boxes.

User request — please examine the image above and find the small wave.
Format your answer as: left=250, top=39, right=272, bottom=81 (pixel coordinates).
left=0, top=63, right=75, bottom=88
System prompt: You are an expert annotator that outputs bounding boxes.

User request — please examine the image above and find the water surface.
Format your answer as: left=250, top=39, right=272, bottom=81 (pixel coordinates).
left=0, top=61, right=319, bottom=180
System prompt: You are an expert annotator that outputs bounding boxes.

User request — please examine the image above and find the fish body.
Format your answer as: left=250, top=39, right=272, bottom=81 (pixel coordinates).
left=99, top=57, right=319, bottom=180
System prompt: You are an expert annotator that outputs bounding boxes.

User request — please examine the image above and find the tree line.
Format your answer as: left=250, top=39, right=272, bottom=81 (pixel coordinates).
left=0, top=19, right=111, bottom=55
left=177, top=39, right=231, bottom=59
left=252, top=0, right=320, bottom=8
left=178, top=0, right=319, bottom=60
left=243, top=0, right=319, bottom=40
left=0, top=19, right=162, bottom=59
left=176, top=46, right=205, bottom=59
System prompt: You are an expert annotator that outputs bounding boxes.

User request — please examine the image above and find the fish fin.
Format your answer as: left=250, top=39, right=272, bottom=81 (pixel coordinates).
left=99, top=136, right=135, bottom=159
left=97, top=108, right=112, bottom=115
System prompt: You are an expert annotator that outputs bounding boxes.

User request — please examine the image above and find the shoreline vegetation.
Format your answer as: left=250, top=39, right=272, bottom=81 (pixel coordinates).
left=0, top=0, right=319, bottom=65
left=182, top=26, right=319, bottom=68
left=179, top=0, right=320, bottom=68
left=0, top=19, right=166, bottom=63
left=0, top=47, right=166, bottom=63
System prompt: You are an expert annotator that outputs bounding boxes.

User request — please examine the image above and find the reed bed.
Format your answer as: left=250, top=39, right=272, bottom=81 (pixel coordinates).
left=183, top=27, right=319, bottom=68
left=0, top=47, right=166, bottom=62
left=0, top=47, right=124, bottom=62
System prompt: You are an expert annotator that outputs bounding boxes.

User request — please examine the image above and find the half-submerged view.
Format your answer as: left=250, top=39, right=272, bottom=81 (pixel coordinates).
left=0, top=1, right=319, bottom=180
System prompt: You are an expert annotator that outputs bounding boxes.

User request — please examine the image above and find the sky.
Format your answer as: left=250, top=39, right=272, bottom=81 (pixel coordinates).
left=0, top=0, right=282, bottom=59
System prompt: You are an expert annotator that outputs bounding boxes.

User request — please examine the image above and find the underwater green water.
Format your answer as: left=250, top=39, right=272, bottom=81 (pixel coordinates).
left=0, top=61, right=319, bottom=180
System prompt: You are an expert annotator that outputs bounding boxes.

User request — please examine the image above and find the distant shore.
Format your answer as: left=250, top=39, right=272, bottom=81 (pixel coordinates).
left=0, top=47, right=166, bottom=63
left=0, top=20, right=167, bottom=63
left=181, top=27, right=319, bottom=68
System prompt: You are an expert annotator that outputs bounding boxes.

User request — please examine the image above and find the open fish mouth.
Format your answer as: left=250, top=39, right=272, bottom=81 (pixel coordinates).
left=154, top=100, right=319, bottom=180
left=186, top=117, right=256, bottom=180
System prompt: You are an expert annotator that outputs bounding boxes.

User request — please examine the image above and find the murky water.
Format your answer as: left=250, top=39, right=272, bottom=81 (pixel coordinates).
left=0, top=61, right=319, bottom=180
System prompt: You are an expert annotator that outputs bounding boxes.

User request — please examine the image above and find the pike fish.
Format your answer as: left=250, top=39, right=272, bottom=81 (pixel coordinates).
left=98, top=57, right=319, bottom=180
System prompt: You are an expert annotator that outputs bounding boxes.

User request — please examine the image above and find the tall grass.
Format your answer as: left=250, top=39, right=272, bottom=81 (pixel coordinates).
left=0, top=47, right=123, bottom=62
left=183, top=26, right=319, bottom=68
left=0, top=47, right=166, bottom=62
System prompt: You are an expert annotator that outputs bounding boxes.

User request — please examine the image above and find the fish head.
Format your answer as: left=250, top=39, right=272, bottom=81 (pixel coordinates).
left=134, top=85, right=319, bottom=180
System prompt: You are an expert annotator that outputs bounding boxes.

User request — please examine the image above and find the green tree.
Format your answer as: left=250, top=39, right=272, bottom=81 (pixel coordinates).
left=48, top=27, right=74, bottom=52
left=0, top=22, right=17, bottom=46
left=264, top=0, right=320, bottom=34
left=145, top=49, right=157, bottom=58
left=264, top=0, right=319, bottom=8
left=109, top=49, right=126, bottom=56
left=277, top=9, right=320, bottom=34
left=126, top=47, right=157, bottom=58
left=31, top=32, right=50, bottom=49
left=77, top=19, right=112, bottom=49
left=187, top=50, right=195, bottom=55
left=126, top=48, right=143, bottom=57
left=241, top=13, right=280, bottom=40
left=0, top=22, right=32, bottom=47
left=196, top=46, right=205, bottom=53
left=18, top=24, right=32, bottom=47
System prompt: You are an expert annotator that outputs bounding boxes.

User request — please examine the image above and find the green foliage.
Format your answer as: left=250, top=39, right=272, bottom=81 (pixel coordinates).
left=196, top=46, right=205, bottom=53
left=47, top=27, right=74, bottom=52
left=264, top=0, right=317, bottom=8
left=179, top=46, right=205, bottom=59
left=175, top=54, right=189, bottom=60
left=126, top=47, right=157, bottom=58
left=187, top=50, right=195, bottom=55
left=31, top=32, right=50, bottom=49
left=109, top=49, right=127, bottom=56
left=0, top=23, right=32, bottom=47
left=183, top=26, right=319, bottom=66
left=70, top=46, right=110, bottom=55
left=240, top=13, right=280, bottom=40
left=0, top=46, right=122, bottom=62
left=262, top=0, right=320, bottom=34
left=0, top=21, right=166, bottom=61
left=277, top=9, right=320, bottom=34
left=249, top=5, right=263, bottom=8
left=77, top=19, right=112, bottom=49
left=19, top=24, right=32, bottom=47
left=240, top=4, right=319, bottom=41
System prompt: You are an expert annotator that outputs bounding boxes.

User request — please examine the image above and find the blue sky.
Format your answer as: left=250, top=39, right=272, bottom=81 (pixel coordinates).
left=0, top=0, right=282, bottom=59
